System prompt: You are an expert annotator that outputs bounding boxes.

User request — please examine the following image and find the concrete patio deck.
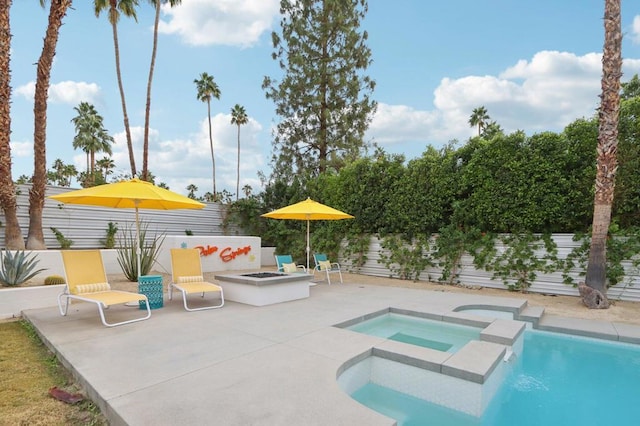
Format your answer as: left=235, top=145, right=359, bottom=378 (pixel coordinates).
left=22, top=280, right=640, bottom=425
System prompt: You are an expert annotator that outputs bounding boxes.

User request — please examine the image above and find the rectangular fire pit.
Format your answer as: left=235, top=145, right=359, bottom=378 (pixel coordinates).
left=214, top=272, right=311, bottom=306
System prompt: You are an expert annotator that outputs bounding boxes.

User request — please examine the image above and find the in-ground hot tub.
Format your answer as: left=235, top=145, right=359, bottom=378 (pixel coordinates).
left=214, top=272, right=311, bottom=306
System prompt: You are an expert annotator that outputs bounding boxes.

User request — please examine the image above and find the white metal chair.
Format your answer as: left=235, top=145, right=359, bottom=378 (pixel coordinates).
left=313, top=253, right=343, bottom=284
left=275, top=254, right=307, bottom=274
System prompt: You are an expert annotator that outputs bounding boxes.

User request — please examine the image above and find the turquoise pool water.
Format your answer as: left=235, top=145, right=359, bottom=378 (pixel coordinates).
left=351, top=330, right=640, bottom=425
left=346, top=313, right=481, bottom=352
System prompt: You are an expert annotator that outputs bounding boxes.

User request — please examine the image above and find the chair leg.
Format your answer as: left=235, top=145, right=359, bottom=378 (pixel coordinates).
left=180, top=289, right=225, bottom=312
left=58, top=294, right=151, bottom=327
left=96, top=300, right=151, bottom=327
left=58, top=293, right=70, bottom=316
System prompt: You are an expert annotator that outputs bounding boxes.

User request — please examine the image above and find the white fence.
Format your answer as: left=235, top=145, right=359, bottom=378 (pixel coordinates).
left=340, top=235, right=640, bottom=302
left=3, top=187, right=639, bottom=302
left=0, top=184, right=232, bottom=249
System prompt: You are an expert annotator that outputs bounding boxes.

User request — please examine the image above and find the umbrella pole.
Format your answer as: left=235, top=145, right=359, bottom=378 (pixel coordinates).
left=306, top=219, right=310, bottom=271
left=135, top=204, right=141, bottom=280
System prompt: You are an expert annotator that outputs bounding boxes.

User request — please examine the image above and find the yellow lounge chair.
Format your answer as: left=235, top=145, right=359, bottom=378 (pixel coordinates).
left=58, top=250, right=151, bottom=327
left=169, top=248, right=224, bottom=311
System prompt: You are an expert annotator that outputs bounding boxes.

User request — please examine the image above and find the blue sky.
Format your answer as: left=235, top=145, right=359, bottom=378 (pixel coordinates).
left=8, top=0, right=640, bottom=198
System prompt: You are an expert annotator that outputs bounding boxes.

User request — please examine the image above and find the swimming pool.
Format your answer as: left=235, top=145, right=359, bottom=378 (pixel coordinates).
left=345, top=312, right=482, bottom=352
left=349, top=329, right=640, bottom=425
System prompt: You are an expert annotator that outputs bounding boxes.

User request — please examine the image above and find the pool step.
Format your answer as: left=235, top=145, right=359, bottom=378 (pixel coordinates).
left=372, top=337, right=508, bottom=384
left=517, top=305, right=545, bottom=327
left=480, top=319, right=526, bottom=346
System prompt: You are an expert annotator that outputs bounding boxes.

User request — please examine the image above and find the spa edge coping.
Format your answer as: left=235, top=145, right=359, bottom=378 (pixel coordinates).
left=335, top=307, right=526, bottom=384
left=335, top=303, right=640, bottom=386
left=214, top=272, right=312, bottom=286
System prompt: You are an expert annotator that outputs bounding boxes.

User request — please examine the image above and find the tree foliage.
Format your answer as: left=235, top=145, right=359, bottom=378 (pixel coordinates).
left=231, top=104, right=249, bottom=201
left=454, top=131, right=579, bottom=233
left=263, top=0, right=376, bottom=180
left=225, top=77, right=640, bottom=290
left=194, top=72, right=221, bottom=195
left=71, top=102, right=114, bottom=183
left=94, top=0, right=139, bottom=177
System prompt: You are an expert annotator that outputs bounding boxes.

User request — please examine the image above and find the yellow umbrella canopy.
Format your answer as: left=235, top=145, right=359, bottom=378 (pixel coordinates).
left=48, top=178, right=205, bottom=210
left=49, top=178, right=205, bottom=277
left=261, top=198, right=354, bottom=269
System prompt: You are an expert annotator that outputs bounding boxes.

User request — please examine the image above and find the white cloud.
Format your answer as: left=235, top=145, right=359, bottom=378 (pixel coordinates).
left=632, top=15, right=640, bottom=44
left=367, top=103, right=441, bottom=145
left=14, top=80, right=101, bottom=105
left=367, top=51, right=640, bottom=151
left=158, top=0, right=279, bottom=47
left=9, top=140, right=32, bottom=157
left=109, top=116, right=264, bottom=197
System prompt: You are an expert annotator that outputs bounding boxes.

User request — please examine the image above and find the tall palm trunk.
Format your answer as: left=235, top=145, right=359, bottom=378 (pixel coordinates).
left=110, top=4, right=136, bottom=177
left=142, top=1, right=161, bottom=182
left=207, top=100, right=216, bottom=194
left=27, top=0, right=72, bottom=250
left=584, top=0, right=622, bottom=308
left=236, top=124, right=240, bottom=200
left=0, top=0, right=24, bottom=249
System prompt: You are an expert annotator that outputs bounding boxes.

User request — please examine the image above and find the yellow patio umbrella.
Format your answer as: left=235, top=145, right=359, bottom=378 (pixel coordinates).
left=261, top=197, right=354, bottom=270
left=49, top=178, right=205, bottom=277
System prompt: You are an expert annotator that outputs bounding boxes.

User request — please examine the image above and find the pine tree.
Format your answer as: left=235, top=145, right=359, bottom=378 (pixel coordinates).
left=263, top=0, right=376, bottom=180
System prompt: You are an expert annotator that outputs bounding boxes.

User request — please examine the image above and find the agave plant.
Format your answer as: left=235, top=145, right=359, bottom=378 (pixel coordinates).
left=116, top=221, right=165, bottom=281
left=0, top=249, right=47, bottom=287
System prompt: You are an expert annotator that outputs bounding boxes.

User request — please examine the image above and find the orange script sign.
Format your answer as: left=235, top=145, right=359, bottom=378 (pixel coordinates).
left=194, top=244, right=252, bottom=262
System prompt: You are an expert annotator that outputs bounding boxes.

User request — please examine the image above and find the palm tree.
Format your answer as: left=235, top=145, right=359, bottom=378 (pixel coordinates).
left=27, top=0, right=72, bottom=250
left=71, top=102, right=99, bottom=172
left=94, top=0, right=138, bottom=177
left=96, top=156, right=116, bottom=179
left=230, top=104, right=248, bottom=200
left=583, top=0, right=622, bottom=309
left=71, top=102, right=114, bottom=185
left=186, top=183, right=198, bottom=199
left=194, top=72, right=221, bottom=195
left=468, top=106, right=490, bottom=136
left=48, top=158, right=65, bottom=185
left=47, top=159, right=77, bottom=186
left=62, top=163, right=78, bottom=186
left=0, top=0, right=25, bottom=249
left=141, top=0, right=182, bottom=182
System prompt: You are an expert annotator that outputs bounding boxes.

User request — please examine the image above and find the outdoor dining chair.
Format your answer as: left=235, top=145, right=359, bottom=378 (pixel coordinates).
left=313, top=253, right=343, bottom=284
left=275, top=254, right=307, bottom=274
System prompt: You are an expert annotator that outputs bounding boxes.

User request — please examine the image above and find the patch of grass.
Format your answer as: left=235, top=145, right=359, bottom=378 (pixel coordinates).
left=0, top=319, right=107, bottom=425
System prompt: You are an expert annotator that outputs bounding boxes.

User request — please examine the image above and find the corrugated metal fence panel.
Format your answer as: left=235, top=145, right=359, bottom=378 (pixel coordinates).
left=340, top=235, right=640, bottom=302
left=0, top=184, right=232, bottom=249
left=5, top=189, right=640, bottom=302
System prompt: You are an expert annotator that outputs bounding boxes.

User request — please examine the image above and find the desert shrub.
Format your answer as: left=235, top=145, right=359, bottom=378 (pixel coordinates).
left=0, top=250, right=47, bottom=287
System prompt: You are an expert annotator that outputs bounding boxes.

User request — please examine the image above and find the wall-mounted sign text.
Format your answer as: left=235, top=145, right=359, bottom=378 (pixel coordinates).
left=194, top=244, right=252, bottom=263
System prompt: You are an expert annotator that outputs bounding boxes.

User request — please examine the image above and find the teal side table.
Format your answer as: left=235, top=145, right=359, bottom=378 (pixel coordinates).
left=138, top=275, right=164, bottom=309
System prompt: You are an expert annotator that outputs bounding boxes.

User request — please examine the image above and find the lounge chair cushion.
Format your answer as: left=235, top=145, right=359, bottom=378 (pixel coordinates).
left=282, top=263, right=298, bottom=273
left=318, top=260, right=331, bottom=271
left=73, top=282, right=111, bottom=295
left=178, top=275, right=204, bottom=284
